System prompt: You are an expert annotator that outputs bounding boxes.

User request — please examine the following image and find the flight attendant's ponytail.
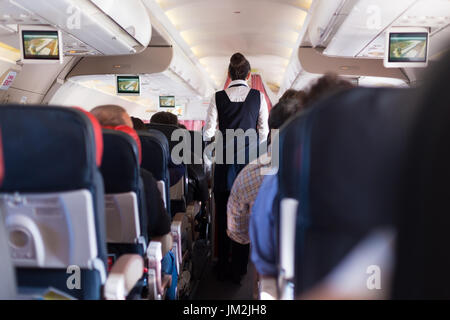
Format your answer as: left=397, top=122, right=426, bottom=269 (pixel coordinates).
left=228, top=52, right=251, bottom=81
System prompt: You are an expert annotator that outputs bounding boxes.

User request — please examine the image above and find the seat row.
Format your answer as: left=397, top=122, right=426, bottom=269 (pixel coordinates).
left=0, top=106, right=204, bottom=300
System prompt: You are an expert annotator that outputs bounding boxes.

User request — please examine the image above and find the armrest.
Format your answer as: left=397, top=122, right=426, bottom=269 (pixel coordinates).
left=147, top=241, right=163, bottom=299
left=186, top=201, right=201, bottom=220
left=171, top=214, right=184, bottom=275
left=259, top=277, right=278, bottom=300
left=104, top=254, right=144, bottom=300
left=152, top=233, right=173, bottom=257
left=146, top=241, right=173, bottom=299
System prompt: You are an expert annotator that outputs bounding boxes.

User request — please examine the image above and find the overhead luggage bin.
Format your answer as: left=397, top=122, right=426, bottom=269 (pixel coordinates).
left=0, top=0, right=152, bottom=56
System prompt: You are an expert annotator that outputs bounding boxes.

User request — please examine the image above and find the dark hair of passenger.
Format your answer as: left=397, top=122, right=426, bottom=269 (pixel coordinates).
left=131, top=117, right=147, bottom=130
left=90, top=104, right=131, bottom=127
left=303, top=73, right=355, bottom=107
left=279, top=89, right=307, bottom=106
left=178, top=123, right=187, bottom=130
left=150, top=111, right=179, bottom=126
left=268, top=97, right=304, bottom=130
left=228, top=52, right=251, bottom=81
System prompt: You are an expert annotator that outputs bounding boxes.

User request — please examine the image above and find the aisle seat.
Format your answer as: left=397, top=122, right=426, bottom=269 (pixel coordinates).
left=139, top=130, right=185, bottom=276
left=101, top=127, right=175, bottom=300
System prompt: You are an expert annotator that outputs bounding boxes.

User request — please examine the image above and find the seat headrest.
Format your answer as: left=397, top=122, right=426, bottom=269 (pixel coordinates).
left=101, top=129, right=140, bottom=194
left=102, top=125, right=142, bottom=164
left=0, top=105, right=103, bottom=193
left=147, top=123, right=187, bottom=154
left=73, top=107, right=103, bottom=167
left=147, top=123, right=180, bottom=132
left=139, top=130, right=170, bottom=182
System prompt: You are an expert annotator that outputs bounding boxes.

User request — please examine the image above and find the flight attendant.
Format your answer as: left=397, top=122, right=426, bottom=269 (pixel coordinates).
left=203, top=53, right=269, bottom=282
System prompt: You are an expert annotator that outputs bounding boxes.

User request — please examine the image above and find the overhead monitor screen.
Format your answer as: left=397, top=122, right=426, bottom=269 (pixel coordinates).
left=117, top=76, right=140, bottom=95
left=388, top=32, right=428, bottom=63
left=22, top=30, right=60, bottom=61
left=160, top=96, right=176, bottom=108
left=384, top=28, right=429, bottom=68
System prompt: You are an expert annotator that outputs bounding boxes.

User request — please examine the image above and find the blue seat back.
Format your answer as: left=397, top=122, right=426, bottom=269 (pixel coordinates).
left=392, top=52, right=450, bottom=299
left=278, top=87, right=420, bottom=295
left=101, top=129, right=147, bottom=255
left=139, top=129, right=171, bottom=215
left=0, top=105, right=107, bottom=300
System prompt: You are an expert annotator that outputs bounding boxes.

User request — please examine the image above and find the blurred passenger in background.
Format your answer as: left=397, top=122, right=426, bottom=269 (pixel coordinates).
left=228, top=95, right=305, bottom=285
left=131, top=116, right=147, bottom=131
left=250, top=74, right=355, bottom=281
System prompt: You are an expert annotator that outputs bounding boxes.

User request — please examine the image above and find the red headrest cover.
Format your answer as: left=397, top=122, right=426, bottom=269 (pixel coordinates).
left=74, top=108, right=104, bottom=167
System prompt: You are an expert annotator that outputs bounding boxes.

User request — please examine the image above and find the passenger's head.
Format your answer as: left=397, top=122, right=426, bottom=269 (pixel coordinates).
left=304, top=73, right=355, bottom=106
left=228, top=52, right=251, bottom=81
left=279, top=89, right=307, bottom=107
left=150, top=111, right=179, bottom=126
left=268, top=98, right=304, bottom=130
left=90, top=105, right=133, bottom=128
left=178, top=123, right=187, bottom=130
left=131, top=117, right=147, bottom=131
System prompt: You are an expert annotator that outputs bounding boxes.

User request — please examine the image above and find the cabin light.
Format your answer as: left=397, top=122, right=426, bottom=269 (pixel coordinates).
left=165, top=11, right=178, bottom=28
left=180, top=31, right=193, bottom=46
left=298, top=0, right=313, bottom=10
left=191, top=47, right=201, bottom=56
left=340, top=66, right=359, bottom=71
left=285, top=48, right=293, bottom=57
left=0, top=41, right=21, bottom=63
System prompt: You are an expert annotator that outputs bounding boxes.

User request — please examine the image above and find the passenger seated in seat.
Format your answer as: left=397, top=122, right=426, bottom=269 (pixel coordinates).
left=227, top=95, right=306, bottom=285
left=131, top=117, right=147, bottom=131
left=278, top=89, right=307, bottom=105
left=90, top=104, right=134, bottom=127
left=249, top=74, right=354, bottom=279
left=150, top=112, right=186, bottom=187
left=91, top=105, right=178, bottom=299
left=151, top=111, right=179, bottom=126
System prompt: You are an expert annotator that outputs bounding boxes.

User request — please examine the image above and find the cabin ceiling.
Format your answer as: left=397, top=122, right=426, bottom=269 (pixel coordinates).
left=149, top=0, right=313, bottom=90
